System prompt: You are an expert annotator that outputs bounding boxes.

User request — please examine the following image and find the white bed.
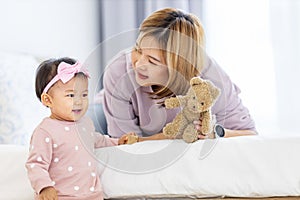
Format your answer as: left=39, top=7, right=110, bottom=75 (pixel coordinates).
left=97, top=135, right=300, bottom=199
left=0, top=49, right=299, bottom=200
left=1, top=135, right=300, bottom=200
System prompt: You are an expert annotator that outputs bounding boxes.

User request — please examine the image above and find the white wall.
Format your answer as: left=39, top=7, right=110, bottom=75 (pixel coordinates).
left=202, top=0, right=300, bottom=134
left=202, top=0, right=278, bottom=134
left=0, top=0, right=103, bottom=144
left=0, top=0, right=100, bottom=61
left=0, top=0, right=101, bottom=102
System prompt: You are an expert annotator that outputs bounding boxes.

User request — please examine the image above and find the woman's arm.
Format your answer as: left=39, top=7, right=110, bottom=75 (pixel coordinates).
left=224, top=129, right=257, bottom=138
left=195, top=118, right=257, bottom=139
left=136, top=129, right=257, bottom=143
left=102, top=50, right=142, bottom=138
left=198, top=128, right=257, bottom=139
left=138, top=129, right=257, bottom=142
left=138, top=132, right=169, bottom=142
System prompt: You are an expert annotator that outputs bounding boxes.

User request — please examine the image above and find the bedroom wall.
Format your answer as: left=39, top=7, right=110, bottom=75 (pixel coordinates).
left=0, top=0, right=102, bottom=100
left=0, top=0, right=100, bottom=60
left=0, top=0, right=101, bottom=145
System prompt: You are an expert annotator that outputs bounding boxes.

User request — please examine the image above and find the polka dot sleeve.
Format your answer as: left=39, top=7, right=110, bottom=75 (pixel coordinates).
left=25, top=128, right=54, bottom=194
left=94, top=132, right=118, bottom=148
left=84, top=115, right=118, bottom=148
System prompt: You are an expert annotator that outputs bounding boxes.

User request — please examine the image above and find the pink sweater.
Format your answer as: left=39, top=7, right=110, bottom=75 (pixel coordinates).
left=25, top=116, right=118, bottom=200
left=100, top=49, right=256, bottom=138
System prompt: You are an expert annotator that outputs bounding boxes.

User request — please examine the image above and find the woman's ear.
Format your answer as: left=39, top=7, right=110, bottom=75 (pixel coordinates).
left=41, top=93, right=52, bottom=107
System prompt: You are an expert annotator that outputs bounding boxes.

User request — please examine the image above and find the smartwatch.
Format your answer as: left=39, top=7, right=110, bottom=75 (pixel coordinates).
left=214, top=124, right=225, bottom=138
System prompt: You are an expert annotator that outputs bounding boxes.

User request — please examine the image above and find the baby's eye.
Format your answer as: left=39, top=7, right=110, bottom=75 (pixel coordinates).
left=82, top=93, right=88, bottom=97
left=66, top=94, right=74, bottom=97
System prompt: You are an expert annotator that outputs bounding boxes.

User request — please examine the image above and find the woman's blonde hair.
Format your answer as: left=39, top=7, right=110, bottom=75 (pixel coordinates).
left=135, top=8, right=205, bottom=99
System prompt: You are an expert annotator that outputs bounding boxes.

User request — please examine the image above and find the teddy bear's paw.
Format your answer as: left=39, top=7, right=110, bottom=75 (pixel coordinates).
left=164, top=98, right=174, bottom=109
left=126, top=135, right=139, bottom=144
left=201, top=126, right=213, bottom=135
left=182, top=132, right=198, bottom=143
left=163, top=125, right=178, bottom=138
left=182, top=124, right=198, bottom=143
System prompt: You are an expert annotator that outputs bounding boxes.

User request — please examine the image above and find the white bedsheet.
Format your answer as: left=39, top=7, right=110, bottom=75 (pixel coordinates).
left=0, top=145, right=34, bottom=200
left=96, top=135, right=300, bottom=199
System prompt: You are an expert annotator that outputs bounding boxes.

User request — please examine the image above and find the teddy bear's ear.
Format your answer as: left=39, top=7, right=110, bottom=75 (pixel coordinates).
left=207, top=81, right=221, bottom=101
left=190, top=77, right=203, bottom=86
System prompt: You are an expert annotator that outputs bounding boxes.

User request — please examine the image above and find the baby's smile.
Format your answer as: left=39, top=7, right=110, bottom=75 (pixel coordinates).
left=72, top=109, right=82, bottom=114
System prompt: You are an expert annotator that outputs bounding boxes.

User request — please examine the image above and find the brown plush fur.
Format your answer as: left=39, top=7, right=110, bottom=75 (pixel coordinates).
left=126, top=135, right=139, bottom=144
left=163, top=77, right=220, bottom=143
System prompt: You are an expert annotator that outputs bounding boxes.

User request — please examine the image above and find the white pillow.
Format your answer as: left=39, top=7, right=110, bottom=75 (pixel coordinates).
left=0, top=51, right=48, bottom=145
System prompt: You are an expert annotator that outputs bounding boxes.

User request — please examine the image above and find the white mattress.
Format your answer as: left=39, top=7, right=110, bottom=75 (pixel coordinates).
left=96, top=135, right=300, bottom=199
left=1, top=135, right=300, bottom=200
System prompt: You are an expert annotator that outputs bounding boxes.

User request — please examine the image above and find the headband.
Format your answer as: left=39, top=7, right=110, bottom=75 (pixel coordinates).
left=43, top=61, right=90, bottom=93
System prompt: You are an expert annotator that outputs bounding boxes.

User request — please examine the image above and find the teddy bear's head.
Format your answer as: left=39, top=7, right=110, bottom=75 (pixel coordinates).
left=185, top=77, right=220, bottom=114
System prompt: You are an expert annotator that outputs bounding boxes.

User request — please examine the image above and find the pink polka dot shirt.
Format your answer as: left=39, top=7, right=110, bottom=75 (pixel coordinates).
left=25, top=116, right=118, bottom=200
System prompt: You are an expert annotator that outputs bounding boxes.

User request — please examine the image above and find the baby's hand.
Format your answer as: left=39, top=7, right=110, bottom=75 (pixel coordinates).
left=39, top=186, right=57, bottom=200
left=118, top=132, right=139, bottom=145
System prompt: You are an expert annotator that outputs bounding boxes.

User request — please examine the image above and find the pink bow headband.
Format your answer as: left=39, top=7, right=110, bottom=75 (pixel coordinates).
left=43, top=61, right=90, bottom=93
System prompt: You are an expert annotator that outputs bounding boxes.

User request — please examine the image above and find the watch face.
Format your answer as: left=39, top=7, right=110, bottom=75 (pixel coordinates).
left=215, top=124, right=225, bottom=137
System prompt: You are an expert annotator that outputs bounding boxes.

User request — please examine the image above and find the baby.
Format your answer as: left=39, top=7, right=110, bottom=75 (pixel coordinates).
left=25, top=57, right=134, bottom=200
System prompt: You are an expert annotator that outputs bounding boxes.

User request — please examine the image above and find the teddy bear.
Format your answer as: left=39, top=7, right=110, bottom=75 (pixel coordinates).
left=162, top=77, right=221, bottom=143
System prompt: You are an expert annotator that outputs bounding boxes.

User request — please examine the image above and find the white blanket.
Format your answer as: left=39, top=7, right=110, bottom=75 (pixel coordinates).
left=96, top=135, right=300, bottom=199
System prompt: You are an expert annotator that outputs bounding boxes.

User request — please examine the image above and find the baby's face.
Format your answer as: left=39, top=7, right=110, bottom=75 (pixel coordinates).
left=48, top=75, right=89, bottom=121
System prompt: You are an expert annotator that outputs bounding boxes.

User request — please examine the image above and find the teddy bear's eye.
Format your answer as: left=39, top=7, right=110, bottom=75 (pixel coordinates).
left=201, top=102, right=204, bottom=105
left=193, top=96, right=196, bottom=100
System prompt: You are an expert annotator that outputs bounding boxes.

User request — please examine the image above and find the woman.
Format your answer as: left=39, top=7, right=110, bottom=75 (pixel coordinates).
left=98, top=8, right=256, bottom=141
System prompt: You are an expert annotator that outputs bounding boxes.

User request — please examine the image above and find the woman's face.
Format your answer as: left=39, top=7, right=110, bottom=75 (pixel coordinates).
left=132, top=36, right=169, bottom=87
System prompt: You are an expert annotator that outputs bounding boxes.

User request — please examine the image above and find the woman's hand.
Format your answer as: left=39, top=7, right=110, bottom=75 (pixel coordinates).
left=193, top=119, right=208, bottom=139
left=39, top=186, right=57, bottom=200
left=193, top=115, right=217, bottom=139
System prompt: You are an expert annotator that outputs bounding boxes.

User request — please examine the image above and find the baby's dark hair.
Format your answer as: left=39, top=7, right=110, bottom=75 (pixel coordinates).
left=35, top=57, right=77, bottom=101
